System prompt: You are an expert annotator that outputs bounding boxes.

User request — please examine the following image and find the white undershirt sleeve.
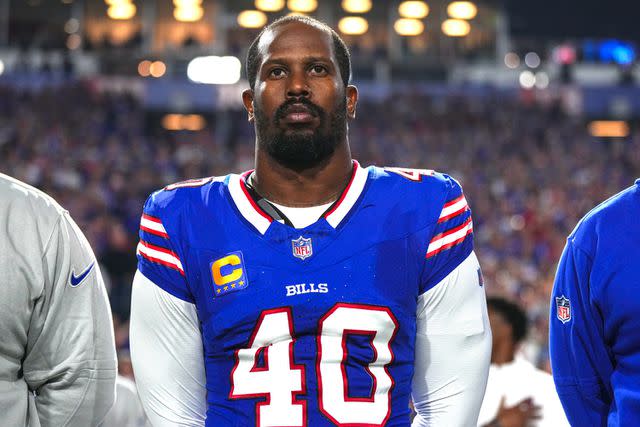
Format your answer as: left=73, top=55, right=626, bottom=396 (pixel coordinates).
left=411, top=252, right=492, bottom=426
left=129, top=270, right=207, bottom=427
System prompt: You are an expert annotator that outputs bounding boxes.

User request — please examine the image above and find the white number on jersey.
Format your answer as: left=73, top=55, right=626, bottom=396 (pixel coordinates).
left=229, top=304, right=398, bottom=427
left=385, top=167, right=434, bottom=182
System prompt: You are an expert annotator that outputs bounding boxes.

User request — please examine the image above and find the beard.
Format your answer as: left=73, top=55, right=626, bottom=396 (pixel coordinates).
left=254, top=96, right=347, bottom=171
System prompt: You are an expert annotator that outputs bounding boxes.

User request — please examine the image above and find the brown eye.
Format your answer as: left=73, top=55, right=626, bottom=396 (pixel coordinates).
left=310, top=65, right=328, bottom=76
left=269, top=68, right=286, bottom=78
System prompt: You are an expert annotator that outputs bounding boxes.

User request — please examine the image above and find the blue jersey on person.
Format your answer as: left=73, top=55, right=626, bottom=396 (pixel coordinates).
left=550, top=179, right=640, bottom=426
left=135, top=161, right=473, bottom=426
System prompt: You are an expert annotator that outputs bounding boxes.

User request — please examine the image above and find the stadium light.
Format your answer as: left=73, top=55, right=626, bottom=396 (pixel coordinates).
left=173, top=0, right=203, bottom=5
left=66, top=34, right=82, bottom=50
left=0, top=60, right=5, bottom=76
left=447, top=1, right=477, bottom=20
left=341, top=0, right=372, bottom=14
left=535, top=72, right=549, bottom=89
left=187, top=56, right=242, bottom=85
left=150, top=61, right=167, bottom=78
left=255, top=0, right=285, bottom=12
left=504, top=52, right=520, bottom=69
left=107, top=3, right=136, bottom=20
left=588, top=121, right=629, bottom=138
left=287, top=0, right=317, bottom=13
left=64, top=18, right=79, bottom=34
left=174, top=5, right=204, bottom=22
left=237, top=10, right=268, bottom=28
left=138, top=60, right=152, bottom=77
left=163, top=114, right=207, bottom=131
left=441, top=19, right=470, bottom=37
left=524, top=52, right=541, bottom=68
left=519, top=70, right=535, bottom=89
left=398, top=1, right=429, bottom=19
left=338, top=17, right=369, bottom=35
left=394, top=18, right=424, bottom=36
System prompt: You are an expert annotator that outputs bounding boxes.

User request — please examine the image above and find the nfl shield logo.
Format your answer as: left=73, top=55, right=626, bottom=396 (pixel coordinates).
left=291, top=236, right=313, bottom=260
left=556, top=295, right=571, bottom=323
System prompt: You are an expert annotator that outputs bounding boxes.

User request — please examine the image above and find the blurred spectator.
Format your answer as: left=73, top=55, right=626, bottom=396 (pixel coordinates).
left=478, top=297, right=568, bottom=427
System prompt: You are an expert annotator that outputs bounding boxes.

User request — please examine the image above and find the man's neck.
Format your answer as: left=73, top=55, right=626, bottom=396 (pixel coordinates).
left=252, top=144, right=353, bottom=207
left=491, top=341, right=516, bottom=365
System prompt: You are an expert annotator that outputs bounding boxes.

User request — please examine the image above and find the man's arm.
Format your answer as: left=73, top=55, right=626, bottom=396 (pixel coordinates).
left=129, top=270, right=206, bottom=426
left=23, top=211, right=117, bottom=426
left=412, top=252, right=492, bottom=426
left=549, top=239, right=611, bottom=425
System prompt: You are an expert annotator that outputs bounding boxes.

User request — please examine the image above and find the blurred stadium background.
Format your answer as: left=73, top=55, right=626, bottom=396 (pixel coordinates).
left=0, top=0, right=638, bottom=379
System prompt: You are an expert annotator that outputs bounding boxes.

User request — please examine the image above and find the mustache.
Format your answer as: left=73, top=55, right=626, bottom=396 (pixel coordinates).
left=274, top=98, right=325, bottom=122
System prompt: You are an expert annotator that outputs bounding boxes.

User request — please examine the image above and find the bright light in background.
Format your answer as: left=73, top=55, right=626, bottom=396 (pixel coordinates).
left=447, top=1, right=477, bottom=20
left=287, top=0, right=317, bottom=13
left=524, top=52, right=541, bottom=68
left=150, top=61, right=166, bottom=78
left=519, top=70, right=535, bottom=89
left=398, top=1, right=429, bottom=19
left=535, top=72, right=549, bottom=89
left=66, top=34, right=82, bottom=50
left=174, top=5, right=204, bottom=22
left=138, top=60, right=152, bottom=77
left=187, top=56, right=242, bottom=85
left=588, top=121, right=629, bottom=138
left=338, top=17, right=369, bottom=35
left=237, top=10, right=268, bottom=28
left=255, top=0, right=285, bottom=12
left=394, top=18, right=424, bottom=36
left=342, top=0, right=372, bottom=13
left=553, top=44, right=577, bottom=65
left=504, top=52, right=520, bottom=68
left=441, top=19, right=470, bottom=37
left=162, top=114, right=206, bottom=131
left=64, top=18, right=79, bottom=34
left=107, top=2, right=136, bottom=20
left=0, top=60, right=4, bottom=76
left=173, top=0, right=202, bottom=5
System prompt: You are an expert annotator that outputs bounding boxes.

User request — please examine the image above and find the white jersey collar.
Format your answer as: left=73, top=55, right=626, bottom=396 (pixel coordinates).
left=227, top=160, right=368, bottom=235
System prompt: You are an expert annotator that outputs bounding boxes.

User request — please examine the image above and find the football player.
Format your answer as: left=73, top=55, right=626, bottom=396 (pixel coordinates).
left=130, top=16, right=491, bottom=426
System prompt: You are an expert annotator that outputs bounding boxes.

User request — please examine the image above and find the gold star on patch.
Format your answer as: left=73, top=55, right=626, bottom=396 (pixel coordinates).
left=216, top=289, right=221, bottom=294
left=239, top=281, right=244, bottom=285
left=224, top=286, right=228, bottom=291
left=231, top=283, right=236, bottom=288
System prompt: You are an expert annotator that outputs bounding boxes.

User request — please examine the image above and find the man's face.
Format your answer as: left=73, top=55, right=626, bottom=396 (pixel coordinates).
left=243, top=22, right=357, bottom=170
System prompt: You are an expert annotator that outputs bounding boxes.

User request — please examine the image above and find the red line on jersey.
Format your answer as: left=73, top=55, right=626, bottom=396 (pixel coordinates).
left=442, top=194, right=465, bottom=209
left=137, top=248, right=185, bottom=275
left=341, top=330, right=377, bottom=403
left=323, top=161, right=358, bottom=218
left=141, top=213, right=162, bottom=223
left=239, top=172, right=273, bottom=223
left=426, top=226, right=473, bottom=259
left=438, top=197, right=469, bottom=224
left=429, top=216, right=473, bottom=243
left=140, top=224, right=169, bottom=238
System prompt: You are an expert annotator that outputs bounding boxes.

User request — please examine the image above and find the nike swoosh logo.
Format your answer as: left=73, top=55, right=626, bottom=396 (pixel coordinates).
left=70, top=262, right=95, bottom=287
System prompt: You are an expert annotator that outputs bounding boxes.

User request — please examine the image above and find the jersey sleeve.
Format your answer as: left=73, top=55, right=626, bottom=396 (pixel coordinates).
left=549, top=237, right=611, bottom=425
left=130, top=270, right=206, bottom=426
left=420, top=176, right=474, bottom=294
left=412, top=251, right=491, bottom=426
left=136, top=193, right=194, bottom=303
left=23, top=211, right=117, bottom=426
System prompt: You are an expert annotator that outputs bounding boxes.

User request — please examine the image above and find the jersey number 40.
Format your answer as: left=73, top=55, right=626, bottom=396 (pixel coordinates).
left=229, top=303, right=398, bottom=427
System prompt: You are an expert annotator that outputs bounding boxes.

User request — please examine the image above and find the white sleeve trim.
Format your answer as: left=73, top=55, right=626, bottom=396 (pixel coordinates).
left=412, top=252, right=492, bottom=426
left=129, top=270, right=206, bottom=427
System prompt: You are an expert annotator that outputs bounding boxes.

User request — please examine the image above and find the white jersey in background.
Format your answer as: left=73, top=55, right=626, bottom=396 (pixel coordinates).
left=0, top=173, right=117, bottom=427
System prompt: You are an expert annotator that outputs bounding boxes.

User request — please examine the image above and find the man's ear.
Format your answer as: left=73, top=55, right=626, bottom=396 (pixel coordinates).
left=242, top=89, right=255, bottom=123
left=346, top=85, right=358, bottom=119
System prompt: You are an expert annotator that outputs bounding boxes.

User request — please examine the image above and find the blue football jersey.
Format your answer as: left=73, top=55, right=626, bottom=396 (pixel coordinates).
left=550, top=179, right=640, bottom=426
left=136, top=161, right=473, bottom=426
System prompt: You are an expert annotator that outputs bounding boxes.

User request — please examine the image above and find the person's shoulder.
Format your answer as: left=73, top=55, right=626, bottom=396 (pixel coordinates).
left=570, top=181, right=640, bottom=249
left=0, top=173, right=66, bottom=222
left=368, top=165, right=464, bottom=212
left=143, top=175, right=229, bottom=217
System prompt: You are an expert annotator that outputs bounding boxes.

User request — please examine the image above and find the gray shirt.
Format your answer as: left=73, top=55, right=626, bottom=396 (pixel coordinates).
left=0, top=173, right=117, bottom=426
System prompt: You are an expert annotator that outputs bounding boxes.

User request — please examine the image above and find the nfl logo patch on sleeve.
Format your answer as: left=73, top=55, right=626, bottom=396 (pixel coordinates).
left=556, top=295, right=571, bottom=323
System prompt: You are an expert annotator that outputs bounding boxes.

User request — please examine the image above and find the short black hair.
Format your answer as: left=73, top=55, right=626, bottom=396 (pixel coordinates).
left=245, top=16, right=351, bottom=90
left=487, top=296, right=529, bottom=344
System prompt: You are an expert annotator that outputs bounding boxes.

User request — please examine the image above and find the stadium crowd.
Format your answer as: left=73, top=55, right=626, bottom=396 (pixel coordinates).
left=1, top=80, right=638, bottom=374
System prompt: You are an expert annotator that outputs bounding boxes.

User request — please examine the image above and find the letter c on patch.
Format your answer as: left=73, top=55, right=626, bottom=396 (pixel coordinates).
left=211, top=255, right=243, bottom=285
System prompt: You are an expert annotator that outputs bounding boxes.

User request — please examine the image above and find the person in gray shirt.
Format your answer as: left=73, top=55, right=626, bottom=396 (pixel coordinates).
left=0, top=173, right=117, bottom=426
